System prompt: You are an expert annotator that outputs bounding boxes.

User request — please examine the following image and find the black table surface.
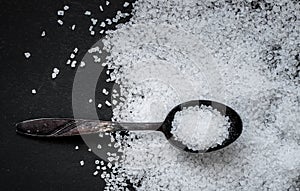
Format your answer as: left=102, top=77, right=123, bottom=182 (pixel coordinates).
left=0, top=0, right=134, bottom=190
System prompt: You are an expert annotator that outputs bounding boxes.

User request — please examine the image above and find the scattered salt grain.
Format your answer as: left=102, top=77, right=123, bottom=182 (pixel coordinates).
left=97, top=103, right=102, bottom=109
left=99, top=5, right=103, bottom=12
left=74, top=146, right=79, bottom=150
left=51, top=73, right=57, bottom=79
left=84, top=11, right=91, bottom=16
left=123, top=2, right=129, bottom=7
left=24, top=52, right=31, bottom=58
left=57, top=19, right=63, bottom=25
left=70, top=53, right=75, bottom=59
left=105, top=18, right=112, bottom=25
left=105, top=1, right=110, bottom=6
left=53, top=68, right=59, bottom=74
left=93, top=171, right=99, bottom=176
left=63, top=5, right=69, bottom=11
left=41, top=31, right=46, bottom=37
left=91, top=18, right=98, bottom=25
left=105, top=100, right=111, bottom=107
left=88, top=99, right=93, bottom=103
left=31, top=89, right=36, bottom=94
left=100, top=22, right=106, bottom=28
left=71, top=60, right=76, bottom=68
left=66, top=59, right=71, bottom=65
left=80, top=160, right=84, bottom=166
left=102, top=88, right=109, bottom=95
left=57, top=10, right=64, bottom=16
left=71, top=24, right=76, bottom=30
left=73, top=48, right=78, bottom=54
left=80, top=61, right=86, bottom=68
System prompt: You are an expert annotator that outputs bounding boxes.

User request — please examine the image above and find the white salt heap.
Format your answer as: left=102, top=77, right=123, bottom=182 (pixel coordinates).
left=171, top=105, right=230, bottom=151
left=89, top=0, right=300, bottom=190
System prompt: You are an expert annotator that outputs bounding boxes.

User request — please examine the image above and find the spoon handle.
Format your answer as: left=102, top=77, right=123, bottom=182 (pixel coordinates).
left=16, top=118, right=162, bottom=137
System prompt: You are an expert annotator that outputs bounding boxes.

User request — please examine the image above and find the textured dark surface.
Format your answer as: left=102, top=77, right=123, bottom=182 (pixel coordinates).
left=0, top=0, right=133, bottom=190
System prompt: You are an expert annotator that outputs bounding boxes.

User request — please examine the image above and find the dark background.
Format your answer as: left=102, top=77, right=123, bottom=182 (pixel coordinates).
left=0, top=0, right=134, bottom=190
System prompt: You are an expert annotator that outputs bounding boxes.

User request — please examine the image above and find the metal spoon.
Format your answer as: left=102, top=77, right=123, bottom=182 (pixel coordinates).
left=16, top=100, right=242, bottom=153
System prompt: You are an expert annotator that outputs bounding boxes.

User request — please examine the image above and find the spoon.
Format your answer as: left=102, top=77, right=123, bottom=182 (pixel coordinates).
left=16, top=100, right=242, bottom=153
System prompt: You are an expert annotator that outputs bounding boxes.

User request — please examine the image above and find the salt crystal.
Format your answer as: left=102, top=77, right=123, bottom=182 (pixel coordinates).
left=80, top=160, right=84, bottom=166
left=106, top=18, right=112, bottom=25
left=31, top=89, right=36, bottom=94
left=123, top=2, right=129, bottom=7
left=102, top=88, right=109, bottom=95
left=91, top=18, right=98, bottom=25
left=88, top=99, right=93, bottom=103
left=51, top=73, right=57, bottom=79
left=71, top=60, right=77, bottom=68
left=93, top=171, right=99, bottom=176
left=57, top=19, right=63, bottom=25
left=57, top=10, right=64, bottom=16
left=99, top=5, right=103, bottom=12
left=75, top=146, right=79, bottom=150
left=24, top=52, right=31, bottom=58
left=112, top=100, right=117, bottom=105
left=105, top=1, right=110, bottom=6
left=70, top=53, right=75, bottom=59
left=84, top=11, right=91, bottom=16
left=53, top=68, right=59, bottom=74
left=105, top=100, right=111, bottom=107
left=71, top=25, right=76, bottom=30
left=100, top=22, right=106, bottom=27
left=63, top=5, right=69, bottom=11
left=80, top=61, right=86, bottom=68
left=41, top=31, right=46, bottom=37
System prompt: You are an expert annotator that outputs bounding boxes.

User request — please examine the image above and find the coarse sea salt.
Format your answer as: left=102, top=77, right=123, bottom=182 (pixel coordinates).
left=84, top=11, right=91, bottom=16
left=41, top=31, right=46, bottom=37
left=171, top=105, right=230, bottom=151
left=80, top=160, right=84, bottom=166
left=57, top=19, right=63, bottom=25
left=93, top=0, right=300, bottom=190
left=24, top=52, right=31, bottom=58
left=31, top=89, right=36, bottom=94
left=71, top=24, right=76, bottom=30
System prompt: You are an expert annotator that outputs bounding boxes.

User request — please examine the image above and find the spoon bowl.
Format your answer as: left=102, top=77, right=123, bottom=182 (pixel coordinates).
left=159, top=100, right=243, bottom=153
